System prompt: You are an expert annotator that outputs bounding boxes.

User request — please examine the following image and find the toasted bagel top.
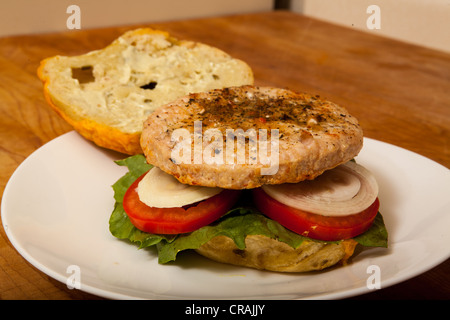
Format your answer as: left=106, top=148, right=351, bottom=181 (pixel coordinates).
left=37, top=28, right=253, bottom=155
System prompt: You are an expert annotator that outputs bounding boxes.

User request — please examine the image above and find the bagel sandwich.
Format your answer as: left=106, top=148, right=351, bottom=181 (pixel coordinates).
left=109, top=86, right=387, bottom=272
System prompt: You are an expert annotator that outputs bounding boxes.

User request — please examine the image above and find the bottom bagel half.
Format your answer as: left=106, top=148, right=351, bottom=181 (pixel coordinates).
left=196, top=235, right=357, bottom=272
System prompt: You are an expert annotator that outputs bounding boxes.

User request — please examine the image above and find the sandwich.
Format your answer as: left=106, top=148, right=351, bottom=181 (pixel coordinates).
left=109, top=85, right=387, bottom=272
left=37, top=28, right=386, bottom=272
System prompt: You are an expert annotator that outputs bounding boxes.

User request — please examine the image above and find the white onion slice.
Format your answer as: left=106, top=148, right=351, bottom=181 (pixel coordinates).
left=137, top=167, right=223, bottom=208
left=261, top=161, right=379, bottom=216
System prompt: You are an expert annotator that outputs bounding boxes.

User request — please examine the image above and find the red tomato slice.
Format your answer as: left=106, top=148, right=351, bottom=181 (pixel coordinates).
left=252, top=188, right=379, bottom=241
left=123, top=172, right=241, bottom=234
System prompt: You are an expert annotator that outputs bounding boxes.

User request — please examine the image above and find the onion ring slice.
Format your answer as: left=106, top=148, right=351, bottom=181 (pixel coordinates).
left=261, top=161, right=379, bottom=217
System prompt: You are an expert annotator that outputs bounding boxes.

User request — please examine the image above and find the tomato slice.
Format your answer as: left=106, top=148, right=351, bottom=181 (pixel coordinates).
left=123, top=172, right=240, bottom=234
left=252, top=188, right=380, bottom=241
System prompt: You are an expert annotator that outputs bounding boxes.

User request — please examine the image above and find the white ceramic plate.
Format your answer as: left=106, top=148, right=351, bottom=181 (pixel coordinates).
left=2, top=131, right=450, bottom=299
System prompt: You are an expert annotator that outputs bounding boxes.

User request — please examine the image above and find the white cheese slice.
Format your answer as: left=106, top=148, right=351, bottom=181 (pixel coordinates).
left=137, top=167, right=223, bottom=208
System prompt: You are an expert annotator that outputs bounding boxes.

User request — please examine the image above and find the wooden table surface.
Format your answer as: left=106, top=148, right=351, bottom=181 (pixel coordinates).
left=0, top=11, right=449, bottom=300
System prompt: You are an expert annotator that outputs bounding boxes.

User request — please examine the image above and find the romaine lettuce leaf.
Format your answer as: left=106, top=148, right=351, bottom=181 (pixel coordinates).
left=109, top=155, right=388, bottom=264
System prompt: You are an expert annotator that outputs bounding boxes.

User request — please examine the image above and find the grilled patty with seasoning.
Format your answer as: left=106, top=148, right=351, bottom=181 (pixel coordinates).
left=140, top=85, right=363, bottom=189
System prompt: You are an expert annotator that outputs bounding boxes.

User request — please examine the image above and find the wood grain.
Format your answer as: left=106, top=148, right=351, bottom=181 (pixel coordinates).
left=0, top=11, right=449, bottom=300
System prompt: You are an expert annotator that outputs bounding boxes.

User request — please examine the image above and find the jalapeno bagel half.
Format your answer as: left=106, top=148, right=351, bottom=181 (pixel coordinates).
left=38, top=28, right=254, bottom=155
